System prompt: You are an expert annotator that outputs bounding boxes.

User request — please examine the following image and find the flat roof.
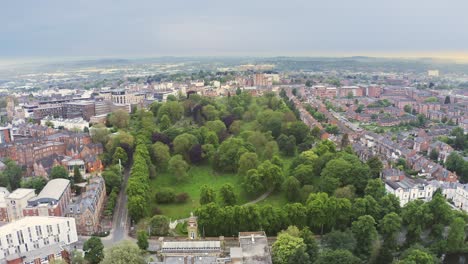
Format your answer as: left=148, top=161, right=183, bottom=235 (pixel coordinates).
left=162, top=241, right=221, bottom=250
left=7, top=188, right=35, bottom=200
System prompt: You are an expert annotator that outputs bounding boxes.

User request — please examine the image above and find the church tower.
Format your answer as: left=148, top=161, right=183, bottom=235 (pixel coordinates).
left=187, top=212, right=198, bottom=239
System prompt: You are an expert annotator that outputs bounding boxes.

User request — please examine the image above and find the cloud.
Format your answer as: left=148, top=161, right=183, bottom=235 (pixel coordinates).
left=0, top=0, right=467, bottom=58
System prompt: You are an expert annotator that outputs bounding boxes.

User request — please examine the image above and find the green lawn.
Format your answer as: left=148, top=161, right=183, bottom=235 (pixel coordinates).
left=148, top=156, right=294, bottom=219
left=149, top=165, right=248, bottom=219
left=257, top=192, right=289, bottom=207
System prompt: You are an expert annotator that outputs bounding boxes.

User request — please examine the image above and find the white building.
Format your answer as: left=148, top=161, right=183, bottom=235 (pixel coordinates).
left=40, top=117, right=89, bottom=131
left=385, top=177, right=437, bottom=206
left=0, top=216, right=78, bottom=264
left=5, top=189, right=36, bottom=222
left=439, top=182, right=468, bottom=212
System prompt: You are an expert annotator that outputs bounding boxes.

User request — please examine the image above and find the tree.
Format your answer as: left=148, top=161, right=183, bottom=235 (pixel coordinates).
left=277, top=134, right=296, bottom=156
left=157, top=101, right=184, bottom=123
left=404, top=104, right=412, bottom=113
left=398, top=245, right=436, bottom=264
left=159, top=114, right=171, bottom=130
left=219, top=184, right=237, bottom=206
left=102, top=167, right=122, bottom=194
left=202, top=105, right=219, bottom=121
left=83, top=236, right=104, bottom=264
left=20, top=177, right=47, bottom=194
left=444, top=95, right=451, bottom=104
left=300, top=227, right=319, bottom=263
left=90, top=124, right=109, bottom=144
left=214, top=138, right=249, bottom=172
left=112, top=147, right=128, bottom=166
left=73, top=165, right=84, bottom=184
left=101, top=241, right=145, bottom=264
left=137, top=230, right=149, bottom=250
left=238, top=152, right=259, bottom=176
left=401, top=200, right=431, bottom=245
left=447, top=217, right=466, bottom=253
left=379, top=212, right=402, bottom=249
left=366, top=156, right=383, bottom=178
left=173, top=133, right=199, bottom=161
left=272, top=232, right=308, bottom=264
left=315, top=249, right=360, bottom=264
left=283, top=176, right=301, bottom=202
left=128, top=195, right=147, bottom=222
left=49, top=165, right=69, bottom=180
left=1, top=159, right=23, bottom=190
left=109, top=109, right=130, bottom=129
left=205, top=120, right=227, bottom=136
left=351, top=215, right=377, bottom=259
left=285, top=121, right=310, bottom=145
left=263, top=141, right=279, bottom=160
left=341, top=133, right=350, bottom=149
left=257, top=160, right=284, bottom=190
left=149, top=215, right=170, bottom=236
left=364, top=179, right=386, bottom=200
left=151, top=142, right=171, bottom=171
left=200, top=185, right=216, bottom=205
left=322, top=230, right=356, bottom=252
left=292, top=164, right=314, bottom=185
left=168, top=155, right=189, bottom=182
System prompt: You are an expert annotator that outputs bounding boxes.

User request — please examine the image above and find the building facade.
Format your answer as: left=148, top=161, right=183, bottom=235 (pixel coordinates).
left=0, top=216, right=78, bottom=264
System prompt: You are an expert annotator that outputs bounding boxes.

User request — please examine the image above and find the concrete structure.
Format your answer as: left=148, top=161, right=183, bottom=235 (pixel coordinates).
left=385, top=176, right=437, bottom=206
left=0, top=216, right=77, bottom=264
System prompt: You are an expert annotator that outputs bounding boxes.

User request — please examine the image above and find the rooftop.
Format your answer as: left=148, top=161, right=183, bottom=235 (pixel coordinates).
left=6, top=188, right=35, bottom=200
left=28, top=179, right=70, bottom=205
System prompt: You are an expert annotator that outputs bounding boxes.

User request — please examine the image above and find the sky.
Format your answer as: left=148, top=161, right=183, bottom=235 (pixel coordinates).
left=1, top=0, right=468, bottom=61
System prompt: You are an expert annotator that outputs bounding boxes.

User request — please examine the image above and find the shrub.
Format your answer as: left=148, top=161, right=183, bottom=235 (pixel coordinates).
left=155, top=188, right=176, bottom=204
left=175, top=192, right=190, bottom=203
left=152, top=207, right=163, bottom=215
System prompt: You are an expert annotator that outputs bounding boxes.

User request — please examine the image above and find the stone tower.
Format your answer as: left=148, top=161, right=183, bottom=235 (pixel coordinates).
left=187, top=212, right=198, bottom=240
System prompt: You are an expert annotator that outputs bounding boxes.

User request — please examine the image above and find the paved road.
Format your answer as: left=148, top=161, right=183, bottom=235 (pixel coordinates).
left=75, top=164, right=132, bottom=249
left=111, top=165, right=131, bottom=243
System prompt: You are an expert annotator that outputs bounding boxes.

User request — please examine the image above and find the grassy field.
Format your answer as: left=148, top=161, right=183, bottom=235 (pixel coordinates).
left=149, top=165, right=248, bottom=219
left=148, top=155, right=295, bottom=219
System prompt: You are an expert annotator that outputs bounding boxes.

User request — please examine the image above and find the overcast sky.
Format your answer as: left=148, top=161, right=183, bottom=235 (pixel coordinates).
left=1, top=0, right=468, bottom=60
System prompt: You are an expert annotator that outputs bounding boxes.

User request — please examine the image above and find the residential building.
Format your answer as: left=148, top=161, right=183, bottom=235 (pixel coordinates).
left=0, top=216, right=78, bottom=264
left=384, top=176, right=437, bottom=206
left=0, top=127, right=13, bottom=144
left=66, top=176, right=105, bottom=235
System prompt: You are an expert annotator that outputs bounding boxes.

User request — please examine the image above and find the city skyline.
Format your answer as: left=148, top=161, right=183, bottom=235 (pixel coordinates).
left=1, top=0, right=468, bottom=61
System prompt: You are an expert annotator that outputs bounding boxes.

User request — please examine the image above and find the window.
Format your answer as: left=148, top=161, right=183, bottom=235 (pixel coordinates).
left=57, top=224, right=60, bottom=233
left=67, top=234, right=70, bottom=243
